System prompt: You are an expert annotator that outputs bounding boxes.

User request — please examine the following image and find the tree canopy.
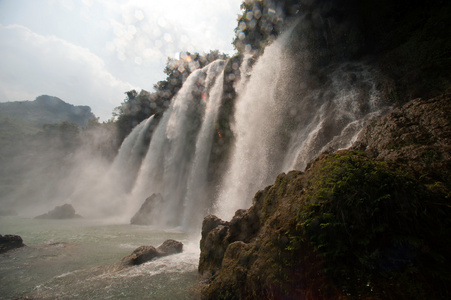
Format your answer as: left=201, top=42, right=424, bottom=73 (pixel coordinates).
left=113, top=50, right=228, bottom=143
left=233, top=0, right=301, bottom=53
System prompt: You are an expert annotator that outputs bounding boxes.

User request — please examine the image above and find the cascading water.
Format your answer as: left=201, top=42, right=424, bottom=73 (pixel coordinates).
left=214, top=21, right=388, bottom=220
left=109, top=115, right=156, bottom=193
left=128, top=60, right=226, bottom=229
left=68, top=115, right=156, bottom=218
left=88, top=19, right=390, bottom=229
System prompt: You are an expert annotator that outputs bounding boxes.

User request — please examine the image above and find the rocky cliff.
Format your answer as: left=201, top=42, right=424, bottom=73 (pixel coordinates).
left=198, top=95, right=451, bottom=299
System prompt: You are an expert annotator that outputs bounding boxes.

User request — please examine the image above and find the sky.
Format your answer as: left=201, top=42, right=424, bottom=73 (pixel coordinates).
left=0, top=0, right=243, bottom=120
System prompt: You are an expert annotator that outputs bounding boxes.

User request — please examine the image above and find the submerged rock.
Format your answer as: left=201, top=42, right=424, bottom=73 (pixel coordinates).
left=0, top=234, right=25, bottom=253
left=35, top=203, right=82, bottom=219
left=130, top=193, right=163, bottom=225
left=119, top=239, right=183, bottom=267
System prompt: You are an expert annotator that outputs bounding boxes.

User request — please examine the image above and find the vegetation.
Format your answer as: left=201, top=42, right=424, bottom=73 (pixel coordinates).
left=288, top=151, right=451, bottom=299
left=233, top=0, right=301, bottom=54
left=113, top=50, right=228, bottom=143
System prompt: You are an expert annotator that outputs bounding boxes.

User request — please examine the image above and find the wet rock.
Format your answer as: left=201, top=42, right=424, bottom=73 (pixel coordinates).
left=121, top=245, right=159, bottom=266
left=35, top=203, right=82, bottom=219
left=156, top=239, right=183, bottom=255
left=0, top=234, right=25, bottom=253
left=120, top=239, right=183, bottom=267
left=197, top=96, right=451, bottom=300
left=130, top=193, right=163, bottom=225
left=353, top=94, right=451, bottom=185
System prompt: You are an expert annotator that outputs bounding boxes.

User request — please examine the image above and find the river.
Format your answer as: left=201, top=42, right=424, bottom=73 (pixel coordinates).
left=0, top=216, right=199, bottom=299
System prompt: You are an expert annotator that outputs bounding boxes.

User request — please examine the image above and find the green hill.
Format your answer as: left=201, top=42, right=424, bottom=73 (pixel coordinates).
left=0, top=95, right=95, bottom=128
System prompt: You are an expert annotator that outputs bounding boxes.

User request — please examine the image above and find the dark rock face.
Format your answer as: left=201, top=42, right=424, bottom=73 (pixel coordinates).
left=198, top=96, right=451, bottom=299
left=121, top=245, right=160, bottom=266
left=130, top=193, right=163, bottom=225
left=120, top=239, right=183, bottom=267
left=198, top=171, right=323, bottom=299
left=0, top=234, right=25, bottom=253
left=35, top=203, right=81, bottom=219
left=353, top=94, right=451, bottom=186
left=156, top=239, right=183, bottom=255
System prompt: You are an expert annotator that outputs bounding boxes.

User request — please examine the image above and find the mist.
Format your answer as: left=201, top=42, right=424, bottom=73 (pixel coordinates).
left=0, top=120, right=120, bottom=219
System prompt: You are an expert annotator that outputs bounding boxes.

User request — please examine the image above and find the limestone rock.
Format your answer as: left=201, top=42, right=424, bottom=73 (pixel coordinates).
left=0, top=234, right=25, bottom=253
left=156, top=239, right=183, bottom=256
left=130, top=193, right=163, bottom=225
left=352, top=94, right=451, bottom=185
left=198, top=96, right=451, bottom=299
left=35, top=203, right=81, bottom=219
left=120, top=239, right=183, bottom=267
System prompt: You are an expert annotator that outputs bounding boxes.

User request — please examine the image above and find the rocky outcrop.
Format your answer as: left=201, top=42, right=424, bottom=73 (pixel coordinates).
left=0, top=234, right=25, bottom=253
left=35, top=203, right=82, bottom=219
left=198, top=171, right=330, bottom=299
left=120, top=239, right=183, bottom=267
left=198, top=96, right=451, bottom=299
left=353, top=94, right=450, bottom=188
left=130, top=193, right=163, bottom=225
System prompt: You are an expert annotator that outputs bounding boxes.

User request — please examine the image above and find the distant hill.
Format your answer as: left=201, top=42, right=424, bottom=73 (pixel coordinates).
left=0, top=95, right=96, bottom=127
left=0, top=95, right=96, bottom=212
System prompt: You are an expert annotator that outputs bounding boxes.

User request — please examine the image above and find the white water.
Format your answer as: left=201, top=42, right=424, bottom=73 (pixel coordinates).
left=109, top=115, right=156, bottom=193
left=84, top=21, right=389, bottom=226
left=1, top=16, right=394, bottom=300
left=0, top=216, right=198, bottom=300
left=66, top=116, right=156, bottom=219
left=214, top=26, right=387, bottom=220
left=129, top=60, right=226, bottom=229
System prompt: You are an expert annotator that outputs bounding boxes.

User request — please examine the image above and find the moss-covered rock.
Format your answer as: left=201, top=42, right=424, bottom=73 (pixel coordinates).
left=198, top=96, right=451, bottom=299
left=353, top=94, right=451, bottom=195
left=293, top=151, right=450, bottom=299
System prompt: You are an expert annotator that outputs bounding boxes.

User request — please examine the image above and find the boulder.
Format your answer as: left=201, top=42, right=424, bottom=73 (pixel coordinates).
left=35, top=203, right=82, bottom=219
left=0, top=234, right=25, bottom=253
left=120, top=239, right=183, bottom=267
left=121, top=245, right=159, bottom=266
left=130, top=193, right=163, bottom=225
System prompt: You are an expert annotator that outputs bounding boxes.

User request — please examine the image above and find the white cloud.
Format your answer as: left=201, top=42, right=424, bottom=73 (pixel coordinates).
left=0, top=1, right=243, bottom=120
left=0, top=24, right=136, bottom=120
left=101, top=0, right=242, bottom=65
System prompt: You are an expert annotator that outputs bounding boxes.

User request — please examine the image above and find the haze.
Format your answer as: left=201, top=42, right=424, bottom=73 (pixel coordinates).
left=0, top=0, right=242, bottom=120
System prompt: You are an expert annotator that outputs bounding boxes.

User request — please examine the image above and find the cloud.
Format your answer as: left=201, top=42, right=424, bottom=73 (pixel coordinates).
left=0, top=24, right=136, bottom=120
left=0, top=1, right=243, bottom=120
left=99, top=0, right=242, bottom=65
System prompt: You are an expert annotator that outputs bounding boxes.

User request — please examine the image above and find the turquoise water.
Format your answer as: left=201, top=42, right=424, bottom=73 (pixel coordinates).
left=0, top=216, right=200, bottom=299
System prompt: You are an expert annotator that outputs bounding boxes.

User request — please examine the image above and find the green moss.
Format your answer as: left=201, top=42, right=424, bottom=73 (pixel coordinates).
left=422, top=148, right=443, bottom=164
left=261, top=173, right=289, bottom=221
left=288, top=151, right=451, bottom=299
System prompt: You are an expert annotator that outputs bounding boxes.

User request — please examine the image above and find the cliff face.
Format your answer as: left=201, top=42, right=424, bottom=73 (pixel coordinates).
left=353, top=94, right=450, bottom=188
left=198, top=95, right=451, bottom=299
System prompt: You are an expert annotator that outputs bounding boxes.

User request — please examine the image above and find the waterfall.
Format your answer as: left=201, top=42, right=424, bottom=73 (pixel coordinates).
left=214, top=23, right=387, bottom=220
left=92, top=19, right=391, bottom=229
left=68, top=115, right=156, bottom=218
left=109, top=115, right=156, bottom=193
left=129, top=60, right=226, bottom=228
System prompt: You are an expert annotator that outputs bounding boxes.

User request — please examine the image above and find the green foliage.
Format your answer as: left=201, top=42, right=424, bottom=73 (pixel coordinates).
left=288, top=151, right=451, bottom=298
left=43, top=121, right=81, bottom=150
left=113, top=51, right=228, bottom=143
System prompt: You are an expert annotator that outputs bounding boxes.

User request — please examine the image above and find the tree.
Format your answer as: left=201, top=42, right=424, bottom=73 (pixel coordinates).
left=233, top=0, right=301, bottom=53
